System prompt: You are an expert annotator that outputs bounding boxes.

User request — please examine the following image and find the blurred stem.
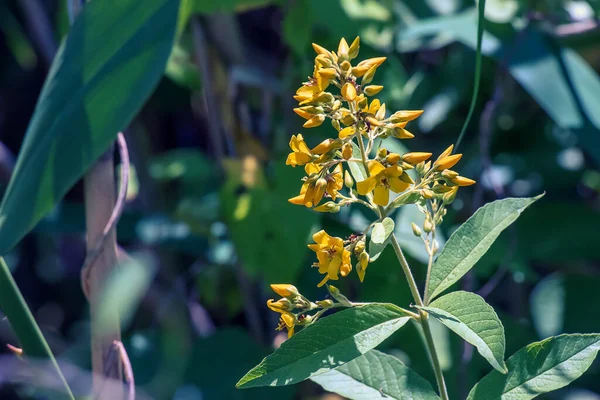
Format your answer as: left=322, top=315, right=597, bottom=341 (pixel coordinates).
left=0, top=257, right=75, bottom=399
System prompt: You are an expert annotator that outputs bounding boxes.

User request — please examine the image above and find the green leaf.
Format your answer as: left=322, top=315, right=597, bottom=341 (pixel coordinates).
left=349, top=142, right=368, bottom=183
left=369, top=217, right=394, bottom=261
left=236, top=304, right=410, bottom=388
left=0, top=0, right=179, bottom=255
left=419, top=291, right=507, bottom=373
left=427, top=195, right=543, bottom=301
left=468, top=334, right=600, bottom=399
left=311, top=349, right=440, bottom=400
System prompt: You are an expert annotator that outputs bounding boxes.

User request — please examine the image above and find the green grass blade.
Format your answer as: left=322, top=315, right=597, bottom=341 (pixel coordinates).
left=0, top=257, right=74, bottom=399
left=455, top=0, right=486, bottom=150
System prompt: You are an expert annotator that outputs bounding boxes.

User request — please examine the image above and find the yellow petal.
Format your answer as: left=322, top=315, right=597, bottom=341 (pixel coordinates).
left=304, top=163, right=321, bottom=175
left=388, top=177, right=410, bottom=193
left=367, top=160, right=386, bottom=176
left=288, top=194, right=306, bottom=205
left=356, top=176, right=377, bottom=195
left=317, top=275, right=330, bottom=288
left=312, top=229, right=329, bottom=244
left=384, top=165, right=403, bottom=178
left=373, top=185, right=389, bottom=206
left=338, top=126, right=355, bottom=139
left=270, top=284, right=299, bottom=298
left=312, top=43, right=330, bottom=56
left=293, top=108, right=313, bottom=120
left=368, top=99, right=381, bottom=115
left=328, top=256, right=342, bottom=280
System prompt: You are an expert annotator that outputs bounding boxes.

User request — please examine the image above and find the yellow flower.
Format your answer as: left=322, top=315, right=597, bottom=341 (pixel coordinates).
left=286, top=134, right=313, bottom=167
left=308, top=230, right=352, bottom=287
left=402, top=152, right=432, bottom=165
left=325, top=164, right=343, bottom=200
left=277, top=312, right=296, bottom=338
left=356, top=161, right=410, bottom=206
left=451, top=176, right=476, bottom=186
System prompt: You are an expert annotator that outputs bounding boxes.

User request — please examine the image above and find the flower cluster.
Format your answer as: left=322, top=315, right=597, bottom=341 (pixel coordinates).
left=270, top=37, right=475, bottom=337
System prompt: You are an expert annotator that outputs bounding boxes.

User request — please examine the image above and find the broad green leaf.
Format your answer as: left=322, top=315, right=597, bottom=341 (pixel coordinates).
left=427, top=195, right=542, bottom=301
left=349, top=142, right=368, bottom=183
left=236, top=304, right=410, bottom=388
left=468, top=334, right=600, bottom=400
left=311, top=349, right=440, bottom=400
left=369, top=217, right=394, bottom=261
left=0, top=0, right=179, bottom=254
left=419, top=291, right=507, bottom=373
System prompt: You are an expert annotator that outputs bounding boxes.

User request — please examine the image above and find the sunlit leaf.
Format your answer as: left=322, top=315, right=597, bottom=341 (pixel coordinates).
left=236, top=304, right=410, bottom=388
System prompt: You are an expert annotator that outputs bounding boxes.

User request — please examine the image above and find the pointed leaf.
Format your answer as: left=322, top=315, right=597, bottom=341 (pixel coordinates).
left=0, top=0, right=179, bottom=254
left=369, top=217, right=394, bottom=261
left=311, top=349, right=440, bottom=400
left=419, top=291, right=507, bottom=373
left=236, top=304, right=410, bottom=388
left=468, top=334, right=600, bottom=399
left=427, top=195, right=543, bottom=301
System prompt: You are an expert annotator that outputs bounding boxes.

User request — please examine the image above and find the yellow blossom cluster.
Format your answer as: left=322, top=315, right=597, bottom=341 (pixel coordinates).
left=269, top=37, right=475, bottom=337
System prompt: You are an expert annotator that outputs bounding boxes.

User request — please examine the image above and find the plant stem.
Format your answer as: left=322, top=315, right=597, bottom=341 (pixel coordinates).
left=390, top=234, right=449, bottom=400
left=0, top=258, right=75, bottom=399
left=353, top=120, right=449, bottom=399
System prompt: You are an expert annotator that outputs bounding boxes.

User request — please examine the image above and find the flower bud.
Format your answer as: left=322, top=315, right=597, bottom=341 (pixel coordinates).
left=357, top=95, right=368, bottom=109
left=313, top=92, right=334, bottom=104
left=422, top=188, right=434, bottom=199
left=341, top=113, right=357, bottom=126
left=442, top=186, right=459, bottom=204
left=452, top=176, right=476, bottom=186
left=348, top=36, right=360, bottom=59
left=399, top=172, right=414, bottom=184
left=411, top=222, right=422, bottom=237
left=392, top=127, right=414, bottom=139
left=312, top=43, right=331, bottom=56
left=402, top=152, right=432, bottom=165
left=386, top=153, right=400, bottom=164
left=423, top=218, right=433, bottom=233
left=377, top=148, right=388, bottom=158
left=439, top=144, right=454, bottom=159
left=303, top=114, right=325, bottom=128
left=316, top=299, right=334, bottom=308
left=342, top=143, right=352, bottom=160
left=433, top=154, right=462, bottom=171
left=344, top=170, right=354, bottom=188
left=354, top=240, right=366, bottom=254
left=331, top=99, right=342, bottom=111
left=364, top=85, right=383, bottom=96
left=362, top=66, right=377, bottom=84
left=313, top=201, right=341, bottom=213
left=389, top=110, right=424, bottom=123
left=340, top=60, right=351, bottom=72
left=318, top=68, right=337, bottom=79
left=338, top=37, right=349, bottom=60
left=270, top=284, right=300, bottom=298
left=341, top=82, right=357, bottom=101
left=352, top=65, right=370, bottom=77
left=267, top=298, right=293, bottom=313
left=293, top=107, right=313, bottom=120
left=366, top=116, right=383, bottom=127
left=327, top=285, right=352, bottom=307
left=331, top=119, right=341, bottom=131
left=432, top=239, right=439, bottom=254
left=316, top=54, right=332, bottom=67
left=442, top=169, right=459, bottom=180
left=357, top=251, right=369, bottom=282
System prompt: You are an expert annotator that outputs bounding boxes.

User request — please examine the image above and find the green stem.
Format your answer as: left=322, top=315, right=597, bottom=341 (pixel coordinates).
left=0, top=257, right=75, bottom=399
left=423, top=229, right=435, bottom=305
left=390, top=235, right=449, bottom=400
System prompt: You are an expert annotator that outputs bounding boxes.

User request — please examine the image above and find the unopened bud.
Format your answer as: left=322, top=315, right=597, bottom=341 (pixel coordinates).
left=303, top=114, right=325, bottom=128
left=411, top=222, right=422, bottom=237
left=354, top=240, right=366, bottom=254
left=331, top=99, right=342, bottom=111
left=357, top=251, right=369, bottom=282
left=270, top=284, right=300, bottom=298
left=422, top=188, right=434, bottom=199
left=340, top=60, right=351, bottom=72
left=348, top=36, right=360, bottom=59
left=327, top=285, right=352, bottom=307
left=337, top=37, right=349, bottom=60
left=344, top=170, right=354, bottom=188
left=342, top=82, right=357, bottom=101
left=316, top=299, right=334, bottom=309
left=432, top=239, right=439, bottom=254
left=362, top=66, right=377, bottom=84
left=442, top=169, right=459, bottom=180
left=378, top=148, right=388, bottom=158
left=331, top=119, right=341, bottom=131
left=364, top=85, right=383, bottom=96
left=423, top=218, right=433, bottom=233
left=316, top=54, right=332, bottom=67
left=442, top=186, right=459, bottom=204
left=342, top=143, right=352, bottom=160
left=313, top=201, right=341, bottom=213
left=357, top=95, right=368, bottom=109
left=386, top=153, right=400, bottom=164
